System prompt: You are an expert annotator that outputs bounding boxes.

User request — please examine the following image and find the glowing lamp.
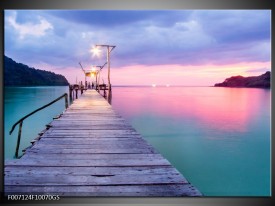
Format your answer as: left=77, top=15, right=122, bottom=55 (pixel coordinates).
left=90, top=46, right=101, bottom=57
left=91, top=71, right=96, bottom=77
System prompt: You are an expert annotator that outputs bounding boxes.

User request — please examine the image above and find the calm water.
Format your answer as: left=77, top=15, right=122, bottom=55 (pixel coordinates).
left=4, top=86, right=69, bottom=159
left=4, top=86, right=271, bottom=196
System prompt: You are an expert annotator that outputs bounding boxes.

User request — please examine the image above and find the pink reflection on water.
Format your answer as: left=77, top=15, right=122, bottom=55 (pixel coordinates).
left=112, top=87, right=270, bottom=133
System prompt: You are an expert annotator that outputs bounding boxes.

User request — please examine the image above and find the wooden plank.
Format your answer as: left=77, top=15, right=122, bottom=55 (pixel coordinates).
left=35, top=137, right=152, bottom=148
left=5, top=165, right=177, bottom=176
left=44, top=129, right=139, bottom=135
left=58, top=107, right=111, bottom=110
left=61, top=113, right=120, bottom=116
left=53, top=119, right=127, bottom=123
left=36, top=137, right=144, bottom=142
left=40, top=137, right=142, bottom=142
left=33, top=138, right=151, bottom=145
left=52, top=117, right=129, bottom=120
left=22, top=147, right=156, bottom=154
left=20, top=153, right=166, bottom=161
left=5, top=158, right=171, bottom=167
left=42, top=135, right=142, bottom=139
left=31, top=142, right=155, bottom=150
left=4, top=184, right=201, bottom=196
left=5, top=173, right=187, bottom=186
left=49, top=121, right=131, bottom=125
left=48, top=123, right=133, bottom=128
left=61, top=112, right=118, bottom=115
left=64, top=111, right=117, bottom=114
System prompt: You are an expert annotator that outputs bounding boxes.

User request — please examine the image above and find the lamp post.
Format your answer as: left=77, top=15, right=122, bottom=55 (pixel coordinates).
left=89, top=66, right=96, bottom=90
left=79, top=62, right=87, bottom=88
left=90, top=63, right=107, bottom=91
left=94, top=44, right=116, bottom=94
left=79, top=62, right=107, bottom=91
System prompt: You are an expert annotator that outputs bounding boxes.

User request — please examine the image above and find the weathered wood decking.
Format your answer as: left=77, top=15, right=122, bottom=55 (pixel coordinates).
left=5, top=90, right=202, bottom=196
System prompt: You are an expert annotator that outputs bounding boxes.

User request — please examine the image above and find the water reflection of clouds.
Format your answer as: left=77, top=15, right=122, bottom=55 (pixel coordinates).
left=112, top=87, right=270, bottom=133
left=112, top=87, right=270, bottom=196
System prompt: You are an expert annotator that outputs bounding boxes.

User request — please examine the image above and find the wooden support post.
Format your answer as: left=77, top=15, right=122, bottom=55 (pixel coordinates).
left=69, top=85, right=73, bottom=100
left=98, top=70, right=101, bottom=91
left=15, top=121, right=23, bottom=158
left=107, top=47, right=111, bottom=95
left=96, top=73, right=99, bottom=92
left=107, top=90, right=112, bottom=104
left=85, top=75, right=86, bottom=89
left=80, top=81, right=83, bottom=95
left=65, top=93, right=68, bottom=108
left=75, top=89, right=78, bottom=99
left=103, top=89, right=106, bottom=97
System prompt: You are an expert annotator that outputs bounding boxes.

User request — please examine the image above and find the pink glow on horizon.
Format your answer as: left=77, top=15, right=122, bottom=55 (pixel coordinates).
left=112, top=87, right=270, bottom=133
left=33, top=61, right=270, bottom=86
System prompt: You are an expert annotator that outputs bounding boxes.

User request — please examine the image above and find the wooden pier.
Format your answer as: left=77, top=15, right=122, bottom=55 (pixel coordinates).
left=5, top=90, right=202, bottom=196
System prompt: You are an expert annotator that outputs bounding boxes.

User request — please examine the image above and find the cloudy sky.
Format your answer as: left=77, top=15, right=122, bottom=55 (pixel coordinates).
left=4, top=10, right=271, bottom=86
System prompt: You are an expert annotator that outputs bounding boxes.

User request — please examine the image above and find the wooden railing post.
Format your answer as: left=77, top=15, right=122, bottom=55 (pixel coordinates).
left=69, top=85, right=73, bottom=100
left=76, top=89, right=78, bottom=99
left=65, top=93, right=68, bottom=108
left=15, top=121, right=23, bottom=158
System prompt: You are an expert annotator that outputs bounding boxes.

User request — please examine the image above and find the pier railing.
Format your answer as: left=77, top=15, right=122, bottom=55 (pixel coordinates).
left=9, top=93, right=69, bottom=159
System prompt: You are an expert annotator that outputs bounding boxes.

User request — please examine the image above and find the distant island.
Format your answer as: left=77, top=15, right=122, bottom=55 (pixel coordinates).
left=4, top=55, right=69, bottom=86
left=214, top=71, right=270, bottom=88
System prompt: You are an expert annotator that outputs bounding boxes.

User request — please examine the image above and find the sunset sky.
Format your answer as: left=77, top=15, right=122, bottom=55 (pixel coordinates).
left=4, top=10, right=271, bottom=86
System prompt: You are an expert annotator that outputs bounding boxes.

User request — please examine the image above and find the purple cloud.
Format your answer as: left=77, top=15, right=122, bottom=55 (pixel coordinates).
left=4, top=10, right=271, bottom=70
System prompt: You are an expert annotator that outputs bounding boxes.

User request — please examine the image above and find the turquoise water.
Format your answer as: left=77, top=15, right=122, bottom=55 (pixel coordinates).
left=110, top=87, right=271, bottom=196
left=4, top=86, right=69, bottom=159
left=4, top=86, right=271, bottom=196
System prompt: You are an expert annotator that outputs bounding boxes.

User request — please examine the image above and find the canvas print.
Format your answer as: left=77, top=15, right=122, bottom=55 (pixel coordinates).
left=4, top=10, right=271, bottom=197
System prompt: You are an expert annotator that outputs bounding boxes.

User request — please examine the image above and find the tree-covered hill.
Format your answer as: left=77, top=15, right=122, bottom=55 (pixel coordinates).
left=214, top=71, right=270, bottom=88
left=4, top=56, right=69, bottom=86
